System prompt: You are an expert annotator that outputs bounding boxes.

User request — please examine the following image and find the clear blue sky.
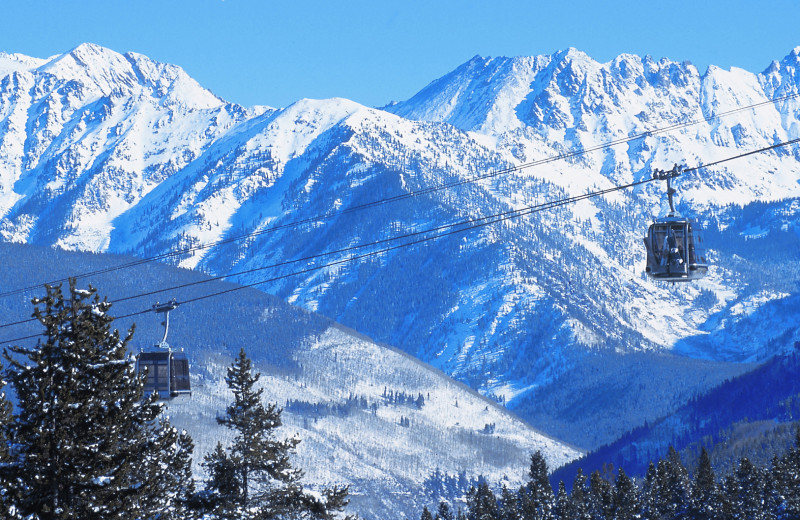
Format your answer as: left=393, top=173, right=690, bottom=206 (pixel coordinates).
left=1, top=0, right=798, bottom=109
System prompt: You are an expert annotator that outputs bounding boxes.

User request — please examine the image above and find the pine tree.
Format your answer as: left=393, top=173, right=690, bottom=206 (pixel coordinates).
left=773, top=427, right=800, bottom=518
left=0, top=369, right=9, bottom=465
left=761, top=462, right=781, bottom=520
left=2, top=280, right=194, bottom=519
left=725, top=457, right=768, bottom=520
left=569, top=469, right=590, bottom=520
left=553, top=481, right=570, bottom=520
left=201, top=442, right=243, bottom=518
left=663, top=446, right=691, bottom=520
left=690, top=448, right=721, bottom=520
left=498, top=485, right=520, bottom=520
left=467, top=481, right=499, bottom=520
left=646, top=447, right=691, bottom=520
left=519, top=451, right=554, bottom=520
left=0, top=365, right=19, bottom=519
left=586, top=471, right=612, bottom=520
left=611, top=468, right=639, bottom=520
left=422, top=506, right=435, bottom=520
left=148, top=429, right=197, bottom=520
left=641, top=462, right=661, bottom=520
left=436, top=500, right=456, bottom=520
left=207, top=347, right=350, bottom=519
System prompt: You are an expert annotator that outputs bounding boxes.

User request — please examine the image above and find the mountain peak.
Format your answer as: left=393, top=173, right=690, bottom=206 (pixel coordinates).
left=31, top=42, right=225, bottom=109
left=38, top=42, right=138, bottom=93
left=69, top=42, right=112, bottom=57
left=783, top=46, right=800, bottom=67
left=556, top=47, right=592, bottom=62
left=123, top=50, right=224, bottom=109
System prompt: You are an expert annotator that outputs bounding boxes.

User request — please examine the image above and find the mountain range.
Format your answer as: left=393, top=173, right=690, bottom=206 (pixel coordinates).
left=1, top=43, right=799, bottom=453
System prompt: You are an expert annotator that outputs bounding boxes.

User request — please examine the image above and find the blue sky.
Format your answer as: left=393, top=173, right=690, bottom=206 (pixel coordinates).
left=1, top=1, right=798, bottom=109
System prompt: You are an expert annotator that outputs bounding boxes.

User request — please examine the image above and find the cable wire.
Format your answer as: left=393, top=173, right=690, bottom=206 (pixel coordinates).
left=1, top=91, right=798, bottom=300
left=0, top=177, right=649, bottom=344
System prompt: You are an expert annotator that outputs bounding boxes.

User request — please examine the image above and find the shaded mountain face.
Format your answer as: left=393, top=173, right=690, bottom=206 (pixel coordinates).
left=1, top=43, right=799, bottom=415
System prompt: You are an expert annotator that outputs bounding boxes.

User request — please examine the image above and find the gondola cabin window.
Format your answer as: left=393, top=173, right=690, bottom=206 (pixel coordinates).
left=136, top=351, right=191, bottom=399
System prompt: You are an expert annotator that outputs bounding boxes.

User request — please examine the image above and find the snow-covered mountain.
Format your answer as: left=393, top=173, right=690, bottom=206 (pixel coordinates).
left=1, top=44, right=800, bottom=448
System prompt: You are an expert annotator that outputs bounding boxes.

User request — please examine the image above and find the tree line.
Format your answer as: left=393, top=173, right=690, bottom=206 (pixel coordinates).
left=419, top=440, right=800, bottom=520
left=0, top=281, right=353, bottom=519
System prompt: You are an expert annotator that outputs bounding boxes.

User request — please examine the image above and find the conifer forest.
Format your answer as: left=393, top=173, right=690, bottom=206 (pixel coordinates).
left=418, top=446, right=800, bottom=520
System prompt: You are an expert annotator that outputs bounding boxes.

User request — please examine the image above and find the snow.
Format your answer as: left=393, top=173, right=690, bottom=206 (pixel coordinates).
left=729, top=291, right=790, bottom=317
left=0, top=52, right=47, bottom=76
left=165, top=324, right=581, bottom=519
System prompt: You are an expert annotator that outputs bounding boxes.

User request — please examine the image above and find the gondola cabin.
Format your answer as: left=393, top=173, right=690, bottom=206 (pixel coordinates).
left=135, top=299, right=192, bottom=399
left=136, top=350, right=192, bottom=399
left=643, top=215, right=708, bottom=282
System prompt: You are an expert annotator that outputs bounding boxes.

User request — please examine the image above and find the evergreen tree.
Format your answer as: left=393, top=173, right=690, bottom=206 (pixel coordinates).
left=773, top=428, right=800, bottom=518
left=0, top=366, right=19, bottom=519
left=436, top=500, right=456, bottom=520
left=689, top=448, right=722, bottom=520
left=498, top=485, right=520, bottom=520
left=200, top=442, right=243, bottom=518
left=520, top=451, right=554, bottom=520
left=467, top=481, right=499, bottom=520
left=149, top=429, right=197, bottom=520
left=587, top=471, right=612, bottom=520
left=663, top=446, right=691, bottom=520
left=207, top=348, right=350, bottom=519
left=611, top=468, right=639, bottom=520
left=553, top=482, right=570, bottom=520
left=0, top=369, right=9, bottom=464
left=641, top=462, right=661, bottom=520
left=569, top=469, right=591, bottom=520
left=422, top=506, right=434, bottom=520
left=761, top=463, right=780, bottom=520
left=646, top=447, right=691, bottom=520
left=724, top=457, right=768, bottom=520
left=2, top=281, right=193, bottom=519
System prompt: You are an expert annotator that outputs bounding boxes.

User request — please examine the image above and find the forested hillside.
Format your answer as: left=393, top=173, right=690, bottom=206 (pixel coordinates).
left=551, top=346, right=800, bottom=484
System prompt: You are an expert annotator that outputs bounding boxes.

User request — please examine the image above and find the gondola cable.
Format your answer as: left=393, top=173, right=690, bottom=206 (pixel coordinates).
left=0, top=178, right=650, bottom=344
left=0, top=91, right=798, bottom=301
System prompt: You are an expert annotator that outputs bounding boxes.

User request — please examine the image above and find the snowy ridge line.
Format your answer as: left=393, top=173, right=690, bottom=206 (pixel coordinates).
left=0, top=89, right=797, bottom=302
left=5, top=133, right=796, bottom=344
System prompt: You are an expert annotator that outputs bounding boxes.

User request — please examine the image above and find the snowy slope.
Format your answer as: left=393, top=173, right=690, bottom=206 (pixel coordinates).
left=167, top=325, right=578, bottom=518
left=1, top=44, right=800, bottom=444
